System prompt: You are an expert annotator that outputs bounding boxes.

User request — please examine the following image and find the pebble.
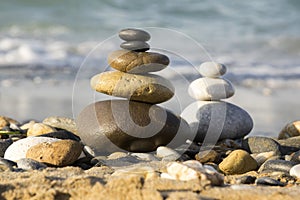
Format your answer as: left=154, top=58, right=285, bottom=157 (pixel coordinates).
left=290, top=150, right=300, bottom=164
left=20, top=120, right=36, bottom=130
left=195, top=149, right=221, bottom=163
left=120, top=41, right=150, bottom=51
left=278, top=121, right=300, bottom=139
left=181, top=101, right=253, bottom=142
left=0, top=116, right=19, bottom=129
left=83, top=145, right=96, bottom=158
left=76, top=100, right=191, bottom=155
left=108, top=50, right=169, bottom=73
left=131, top=153, right=159, bottom=161
left=199, top=62, right=227, bottom=78
left=0, top=157, right=16, bottom=171
left=16, top=158, right=47, bottom=170
left=92, top=155, right=143, bottom=168
left=289, top=164, right=300, bottom=178
left=26, top=139, right=83, bottom=167
left=255, top=177, right=285, bottom=186
left=119, top=28, right=151, bottom=41
left=219, top=149, right=258, bottom=175
left=188, top=77, right=235, bottom=101
left=236, top=175, right=256, bottom=184
left=277, top=136, right=300, bottom=155
left=4, top=136, right=60, bottom=162
left=156, top=146, right=180, bottom=158
left=91, top=71, right=174, bottom=104
left=38, top=130, right=80, bottom=141
left=0, top=138, right=13, bottom=157
left=259, top=159, right=295, bottom=173
left=26, top=123, right=56, bottom=136
left=111, top=166, right=158, bottom=179
left=251, top=151, right=277, bottom=166
left=107, top=152, right=128, bottom=160
left=42, top=116, right=78, bottom=135
left=242, top=136, right=281, bottom=156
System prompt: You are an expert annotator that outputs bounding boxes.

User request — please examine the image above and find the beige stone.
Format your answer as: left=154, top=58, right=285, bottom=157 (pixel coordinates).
left=108, top=50, right=169, bottom=73
left=20, top=120, right=36, bottom=130
left=219, top=149, right=258, bottom=175
left=0, top=116, right=19, bottom=129
left=91, top=71, right=174, bottom=104
left=195, top=149, right=220, bottom=163
left=26, top=123, right=56, bottom=136
left=278, top=121, right=300, bottom=139
left=26, top=140, right=83, bottom=166
left=43, top=116, right=78, bottom=135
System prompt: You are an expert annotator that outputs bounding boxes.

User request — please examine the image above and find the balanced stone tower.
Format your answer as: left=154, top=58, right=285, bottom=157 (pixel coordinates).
left=181, top=62, right=253, bottom=143
left=77, top=28, right=190, bottom=155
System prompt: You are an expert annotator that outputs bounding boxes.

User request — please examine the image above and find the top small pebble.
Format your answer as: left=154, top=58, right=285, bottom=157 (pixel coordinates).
left=119, top=28, right=151, bottom=41
left=199, top=62, right=227, bottom=78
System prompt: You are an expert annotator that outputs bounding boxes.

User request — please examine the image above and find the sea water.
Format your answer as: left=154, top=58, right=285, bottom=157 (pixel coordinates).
left=0, top=0, right=300, bottom=136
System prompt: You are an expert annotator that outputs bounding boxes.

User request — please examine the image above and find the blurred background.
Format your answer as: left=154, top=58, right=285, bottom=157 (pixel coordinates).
left=0, top=0, right=300, bottom=136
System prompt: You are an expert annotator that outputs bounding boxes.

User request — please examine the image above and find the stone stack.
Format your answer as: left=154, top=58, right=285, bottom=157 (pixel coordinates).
left=181, top=62, right=253, bottom=143
left=77, top=28, right=191, bottom=155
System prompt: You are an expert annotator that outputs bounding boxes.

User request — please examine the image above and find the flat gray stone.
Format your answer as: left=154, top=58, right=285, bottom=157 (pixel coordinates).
left=259, top=159, right=295, bottom=173
left=277, top=136, right=300, bottom=155
left=256, top=177, right=285, bottom=186
left=199, top=62, right=227, bottom=78
left=242, top=136, right=281, bottom=156
left=120, top=41, right=150, bottom=51
left=119, top=28, right=150, bottom=41
left=181, top=101, right=253, bottom=143
left=17, top=158, right=47, bottom=170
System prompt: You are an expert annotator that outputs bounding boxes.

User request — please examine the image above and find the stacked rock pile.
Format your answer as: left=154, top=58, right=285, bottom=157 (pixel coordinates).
left=181, top=62, right=253, bottom=142
left=77, top=28, right=190, bottom=155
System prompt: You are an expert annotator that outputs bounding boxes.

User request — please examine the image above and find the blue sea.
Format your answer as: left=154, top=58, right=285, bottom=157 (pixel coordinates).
left=0, top=0, right=300, bottom=136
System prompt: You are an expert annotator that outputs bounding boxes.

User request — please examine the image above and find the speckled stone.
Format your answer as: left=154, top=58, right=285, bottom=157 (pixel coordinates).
left=277, top=136, right=300, bottom=155
left=120, top=41, right=150, bottom=51
left=108, top=50, right=169, bottom=73
left=43, top=116, right=78, bottom=135
left=76, top=100, right=191, bottom=155
left=195, top=150, right=221, bottom=163
left=199, top=62, right=227, bottom=78
left=91, top=71, right=174, bottom=104
left=119, top=28, right=150, bottom=41
left=219, top=149, right=258, bottom=175
left=242, top=136, right=281, bottom=156
left=278, top=121, right=300, bottom=139
left=258, top=159, right=295, bottom=173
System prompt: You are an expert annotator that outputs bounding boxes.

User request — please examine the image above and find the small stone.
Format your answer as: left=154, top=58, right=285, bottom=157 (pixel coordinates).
left=20, top=120, right=36, bottom=130
left=259, top=159, right=295, bottom=173
left=255, top=177, right=285, bottom=186
left=181, top=101, right=253, bottom=142
left=91, top=71, right=174, bottom=104
left=0, top=158, right=16, bottom=171
left=0, top=116, right=19, bottom=129
left=236, top=175, right=256, bottom=184
left=277, top=136, right=300, bottom=155
left=26, top=139, right=83, bottom=167
left=38, top=130, right=80, bottom=141
left=278, top=121, right=300, bottom=139
left=107, top=152, right=128, bottom=160
left=156, top=146, right=180, bottom=158
left=4, top=136, right=60, bottom=161
left=162, top=161, right=200, bottom=181
left=83, top=145, right=96, bottom=158
left=111, top=166, right=158, bottom=179
left=108, top=50, right=169, bottom=73
left=242, top=136, right=281, bottom=156
left=251, top=151, right=277, bottom=166
left=188, top=77, right=235, bottom=101
left=199, top=62, right=227, bottom=78
left=0, top=138, right=13, bottom=157
left=290, top=164, right=300, bottom=178
left=195, top=150, right=221, bottom=163
left=131, top=153, right=159, bottom=161
left=119, top=28, right=150, bottom=41
left=26, top=123, right=56, bottom=136
left=43, top=116, right=78, bottom=135
left=219, top=149, right=258, bottom=175
left=76, top=100, right=191, bottom=155
left=93, top=155, right=143, bottom=168
left=17, top=158, right=47, bottom=170
left=120, top=41, right=150, bottom=51
left=290, top=150, right=300, bottom=164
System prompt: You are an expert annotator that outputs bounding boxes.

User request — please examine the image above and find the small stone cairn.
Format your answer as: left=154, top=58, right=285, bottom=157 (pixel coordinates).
left=77, top=28, right=190, bottom=155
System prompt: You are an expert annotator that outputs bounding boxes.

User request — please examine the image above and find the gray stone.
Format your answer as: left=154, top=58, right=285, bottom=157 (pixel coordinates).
left=236, top=176, right=256, bottom=184
left=188, top=77, right=235, bottom=101
left=119, top=28, right=150, bottom=41
left=38, top=130, right=80, bottom=141
left=290, top=150, right=300, bottom=164
left=181, top=101, right=253, bottom=143
left=0, top=138, right=13, bottom=157
left=17, top=158, right=47, bottom=170
left=0, top=158, right=16, bottom=171
left=277, top=136, right=300, bottom=155
left=83, top=145, right=96, bottom=158
left=242, top=136, right=281, bottom=156
left=199, top=62, right=227, bottom=78
left=255, top=177, right=285, bottom=186
left=43, top=116, right=77, bottom=135
left=259, top=159, right=295, bottom=173
left=131, top=153, right=159, bottom=161
left=120, top=41, right=150, bottom=51
left=76, top=100, right=192, bottom=155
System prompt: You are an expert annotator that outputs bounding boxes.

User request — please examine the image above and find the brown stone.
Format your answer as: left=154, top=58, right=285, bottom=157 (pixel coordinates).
left=195, top=150, right=221, bottom=163
left=0, top=116, right=19, bottom=129
left=26, top=123, right=56, bottom=136
left=76, top=100, right=191, bottom=155
left=108, top=50, right=169, bottom=73
left=219, top=149, right=258, bottom=175
left=278, top=121, right=300, bottom=139
left=26, top=140, right=83, bottom=166
left=90, top=71, right=174, bottom=104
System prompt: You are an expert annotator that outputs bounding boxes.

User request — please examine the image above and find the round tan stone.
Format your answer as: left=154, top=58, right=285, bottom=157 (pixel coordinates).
left=108, top=50, right=169, bottom=73
left=91, top=71, right=174, bottom=104
left=26, top=123, right=56, bottom=136
left=26, top=140, right=83, bottom=167
left=278, top=121, right=300, bottom=139
left=219, top=149, right=258, bottom=175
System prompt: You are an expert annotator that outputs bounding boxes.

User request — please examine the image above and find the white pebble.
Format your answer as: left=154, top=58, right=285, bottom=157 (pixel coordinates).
left=290, top=164, right=300, bottom=178
left=199, top=62, right=227, bottom=78
left=156, top=146, right=180, bottom=158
